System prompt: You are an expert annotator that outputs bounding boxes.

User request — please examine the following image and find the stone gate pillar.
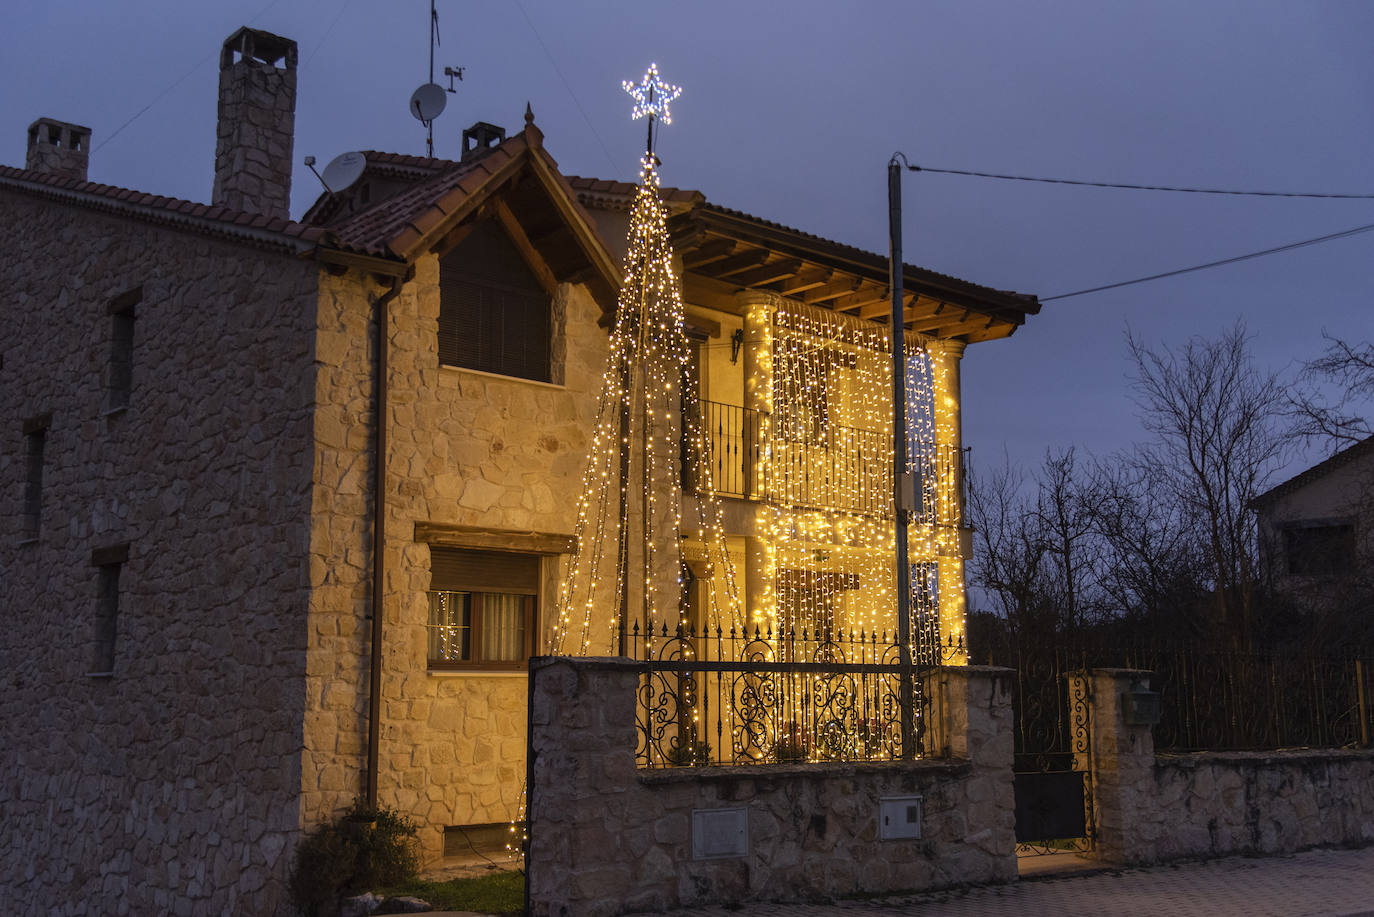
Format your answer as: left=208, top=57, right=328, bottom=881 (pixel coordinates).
left=1074, top=668, right=1157, bottom=864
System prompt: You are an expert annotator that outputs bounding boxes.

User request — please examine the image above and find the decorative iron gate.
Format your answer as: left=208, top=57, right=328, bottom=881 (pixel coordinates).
left=1009, top=649, right=1093, bottom=853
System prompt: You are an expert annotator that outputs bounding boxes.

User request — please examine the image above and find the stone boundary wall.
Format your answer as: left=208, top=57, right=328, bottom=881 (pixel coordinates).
left=1082, top=669, right=1374, bottom=864
left=527, top=658, right=1016, bottom=916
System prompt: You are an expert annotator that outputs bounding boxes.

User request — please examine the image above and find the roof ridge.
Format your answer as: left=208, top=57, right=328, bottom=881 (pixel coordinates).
left=0, top=164, right=323, bottom=246
left=1254, top=434, right=1374, bottom=506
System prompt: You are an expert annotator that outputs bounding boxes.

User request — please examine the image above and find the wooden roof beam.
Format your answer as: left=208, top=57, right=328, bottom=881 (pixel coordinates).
left=921, top=314, right=999, bottom=339
left=777, top=266, right=833, bottom=296
left=729, top=257, right=803, bottom=287
left=681, top=237, right=737, bottom=269
left=857, top=291, right=916, bottom=320
left=701, top=248, right=770, bottom=277
left=908, top=306, right=970, bottom=334
left=489, top=197, right=559, bottom=297
left=801, top=275, right=863, bottom=304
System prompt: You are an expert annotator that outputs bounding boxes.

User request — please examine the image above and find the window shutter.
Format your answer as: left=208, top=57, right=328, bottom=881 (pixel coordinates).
left=438, top=219, right=551, bottom=382
left=430, top=547, right=540, bottom=595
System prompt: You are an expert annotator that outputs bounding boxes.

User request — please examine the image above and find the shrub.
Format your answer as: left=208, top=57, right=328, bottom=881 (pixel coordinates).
left=289, top=800, right=421, bottom=917
left=665, top=740, right=713, bottom=767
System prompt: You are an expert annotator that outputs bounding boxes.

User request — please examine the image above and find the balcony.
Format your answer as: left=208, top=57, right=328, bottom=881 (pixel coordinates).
left=693, top=399, right=967, bottom=524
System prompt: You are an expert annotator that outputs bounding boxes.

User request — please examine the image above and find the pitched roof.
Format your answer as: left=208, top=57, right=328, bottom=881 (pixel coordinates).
left=318, top=134, right=531, bottom=259
left=567, top=172, right=1039, bottom=330
left=691, top=202, right=1038, bottom=317
left=0, top=164, right=326, bottom=253
left=565, top=175, right=703, bottom=211
left=1253, top=434, right=1374, bottom=507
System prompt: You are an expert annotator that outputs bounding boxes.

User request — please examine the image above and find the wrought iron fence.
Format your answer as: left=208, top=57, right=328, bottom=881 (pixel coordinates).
left=628, top=621, right=961, bottom=768
left=989, top=637, right=1373, bottom=756
left=695, top=399, right=968, bottom=522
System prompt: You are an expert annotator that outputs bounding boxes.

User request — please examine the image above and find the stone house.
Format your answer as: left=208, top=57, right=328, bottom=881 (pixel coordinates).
left=0, top=26, right=1039, bottom=916
left=1254, top=435, right=1374, bottom=620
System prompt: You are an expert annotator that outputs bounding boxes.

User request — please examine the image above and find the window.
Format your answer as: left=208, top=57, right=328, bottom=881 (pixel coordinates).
left=428, top=547, right=538, bottom=669
left=438, top=219, right=551, bottom=382
left=90, top=543, right=128, bottom=676
left=22, top=414, right=50, bottom=540
left=1284, top=523, right=1356, bottom=577
left=107, top=286, right=140, bottom=411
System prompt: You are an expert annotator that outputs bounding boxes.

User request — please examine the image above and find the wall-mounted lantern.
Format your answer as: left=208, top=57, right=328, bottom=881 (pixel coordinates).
left=1123, top=678, right=1162, bottom=726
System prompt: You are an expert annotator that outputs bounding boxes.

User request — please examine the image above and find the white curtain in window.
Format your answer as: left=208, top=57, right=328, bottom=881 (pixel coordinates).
left=481, top=593, right=525, bottom=661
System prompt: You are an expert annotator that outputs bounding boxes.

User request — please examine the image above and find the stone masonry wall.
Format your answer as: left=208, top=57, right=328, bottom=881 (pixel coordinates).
left=528, top=658, right=1016, bottom=916
left=303, top=254, right=608, bottom=863
left=0, top=191, right=319, bottom=915
left=1082, top=669, right=1374, bottom=864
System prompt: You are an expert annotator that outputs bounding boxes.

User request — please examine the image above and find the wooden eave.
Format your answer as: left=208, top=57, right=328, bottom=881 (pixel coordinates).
left=409, top=142, right=620, bottom=307
left=669, top=207, right=1039, bottom=342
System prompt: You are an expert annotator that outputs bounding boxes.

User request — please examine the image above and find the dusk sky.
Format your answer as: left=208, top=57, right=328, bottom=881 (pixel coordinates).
left=4, top=1, right=1370, bottom=482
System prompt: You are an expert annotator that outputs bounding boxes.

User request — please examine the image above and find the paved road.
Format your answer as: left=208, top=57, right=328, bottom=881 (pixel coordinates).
left=657, top=847, right=1374, bottom=917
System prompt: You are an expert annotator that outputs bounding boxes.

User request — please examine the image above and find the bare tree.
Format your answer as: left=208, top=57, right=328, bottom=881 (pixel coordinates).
left=1088, top=453, right=1206, bottom=633
left=1127, top=322, right=1288, bottom=642
left=968, top=450, right=1106, bottom=635
left=967, top=458, right=1053, bottom=637
left=1032, top=448, right=1104, bottom=630
left=1288, top=333, right=1374, bottom=448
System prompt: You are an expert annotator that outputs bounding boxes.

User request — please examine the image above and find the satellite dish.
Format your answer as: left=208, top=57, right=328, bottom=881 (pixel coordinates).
left=321, top=151, right=367, bottom=193
left=410, top=83, right=447, bottom=122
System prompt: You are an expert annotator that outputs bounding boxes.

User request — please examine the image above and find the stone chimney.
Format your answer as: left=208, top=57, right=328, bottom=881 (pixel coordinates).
left=212, top=26, right=296, bottom=220
left=26, top=118, right=91, bottom=181
left=461, top=122, right=506, bottom=162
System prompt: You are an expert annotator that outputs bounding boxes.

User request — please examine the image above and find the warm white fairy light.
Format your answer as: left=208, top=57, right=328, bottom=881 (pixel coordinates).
left=623, top=63, right=682, bottom=125
left=552, top=152, right=743, bottom=661
left=752, top=299, right=960, bottom=667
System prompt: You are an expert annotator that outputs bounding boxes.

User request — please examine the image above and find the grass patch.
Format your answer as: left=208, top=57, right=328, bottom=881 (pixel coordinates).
left=379, top=869, right=524, bottom=914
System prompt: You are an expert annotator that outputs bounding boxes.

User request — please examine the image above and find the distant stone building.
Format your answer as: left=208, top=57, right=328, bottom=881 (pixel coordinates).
left=1254, top=435, right=1374, bottom=614
left=0, top=26, right=1039, bottom=915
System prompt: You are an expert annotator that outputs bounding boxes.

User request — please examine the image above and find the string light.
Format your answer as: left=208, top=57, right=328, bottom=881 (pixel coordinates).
left=623, top=63, right=682, bottom=125
left=552, top=63, right=969, bottom=769
left=552, top=152, right=743, bottom=657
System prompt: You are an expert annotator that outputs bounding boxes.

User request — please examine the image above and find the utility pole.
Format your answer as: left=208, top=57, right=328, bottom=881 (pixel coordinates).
left=889, top=157, right=916, bottom=759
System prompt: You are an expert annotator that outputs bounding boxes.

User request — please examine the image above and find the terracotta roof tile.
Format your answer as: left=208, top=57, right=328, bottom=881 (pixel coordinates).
left=0, top=164, right=326, bottom=254
left=565, top=174, right=701, bottom=209
left=692, top=202, right=1039, bottom=313
left=321, top=131, right=532, bottom=258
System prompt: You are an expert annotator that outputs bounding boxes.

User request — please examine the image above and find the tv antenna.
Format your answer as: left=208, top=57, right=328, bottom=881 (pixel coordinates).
left=410, top=0, right=464, bottom=158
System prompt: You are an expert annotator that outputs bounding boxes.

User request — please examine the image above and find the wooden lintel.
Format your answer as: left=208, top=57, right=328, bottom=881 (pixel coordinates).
left=682, top=272, right=749, bottom=314
left=683, top=309, right=723, bottom=338
left=414, top=522, right=575, bottom=555
left=490, top=197, right=559, bottom=297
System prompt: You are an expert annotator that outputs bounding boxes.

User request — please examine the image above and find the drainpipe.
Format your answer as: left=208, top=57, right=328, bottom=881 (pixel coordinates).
left=367, top=272, right=405, bottom=808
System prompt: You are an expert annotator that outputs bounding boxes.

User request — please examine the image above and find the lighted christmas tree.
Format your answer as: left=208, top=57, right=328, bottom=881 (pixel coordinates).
left=552, top=65, right=743, bottom=656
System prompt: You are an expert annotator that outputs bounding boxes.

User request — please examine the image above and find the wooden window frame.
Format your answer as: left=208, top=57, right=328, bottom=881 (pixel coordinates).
left=427, top=590, right=536, bottom=671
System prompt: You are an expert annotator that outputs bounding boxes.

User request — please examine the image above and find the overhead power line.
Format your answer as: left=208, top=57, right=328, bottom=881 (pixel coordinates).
left=909, top=164, right=1374, bottom=200
left=512, top=0, right=619, bottom=173
left=1042, top=219, right=1374, bottom=302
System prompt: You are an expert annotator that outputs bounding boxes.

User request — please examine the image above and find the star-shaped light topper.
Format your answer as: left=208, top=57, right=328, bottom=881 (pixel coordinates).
left=623, top=63, right=682, bottom=125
